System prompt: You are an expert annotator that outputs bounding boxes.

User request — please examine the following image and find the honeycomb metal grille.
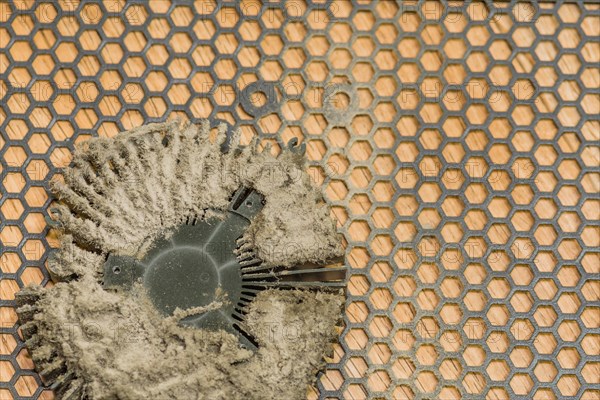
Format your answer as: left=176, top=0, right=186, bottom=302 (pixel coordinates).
left=0, top=1, right=599, bottom=399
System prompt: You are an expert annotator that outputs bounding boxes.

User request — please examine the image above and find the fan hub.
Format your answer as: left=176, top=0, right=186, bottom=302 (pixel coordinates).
left=103, top=187, right=265, bottom=350
left=145, top=248, right=219, bottom=315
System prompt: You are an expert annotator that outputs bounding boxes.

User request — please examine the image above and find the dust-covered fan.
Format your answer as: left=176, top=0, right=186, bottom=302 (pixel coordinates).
left=103, top=186, right=346, bottom=350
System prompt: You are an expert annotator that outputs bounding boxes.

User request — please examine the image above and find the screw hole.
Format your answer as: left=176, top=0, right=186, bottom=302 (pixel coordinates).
left=113, top=266, right=121, bottom=274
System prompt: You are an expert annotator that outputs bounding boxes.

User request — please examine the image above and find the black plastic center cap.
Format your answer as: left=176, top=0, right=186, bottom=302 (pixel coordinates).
left=103, top=187, right=266, bottom=350
left=145, top=248, right=219, bottom=315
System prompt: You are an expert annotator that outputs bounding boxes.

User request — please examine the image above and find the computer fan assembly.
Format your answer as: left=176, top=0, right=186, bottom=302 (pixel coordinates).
left=103, top=186, right=346, bottom=351
left=15, top=120, right=347, bottom=399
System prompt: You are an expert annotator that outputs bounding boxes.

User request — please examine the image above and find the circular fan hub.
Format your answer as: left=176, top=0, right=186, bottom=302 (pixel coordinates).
left=145, top=248, right=219, bottom=315
left=103, top=187, right=265, bottom=350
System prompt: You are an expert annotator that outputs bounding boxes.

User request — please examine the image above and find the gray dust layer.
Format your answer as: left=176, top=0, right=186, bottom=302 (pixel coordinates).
left=17, top=121, right=344, bottom=399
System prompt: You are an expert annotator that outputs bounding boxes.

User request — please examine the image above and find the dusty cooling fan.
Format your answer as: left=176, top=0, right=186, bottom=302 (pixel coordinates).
left=15, top=121, right=347, bottom=399
left=103, top=185, right=346, bottom=350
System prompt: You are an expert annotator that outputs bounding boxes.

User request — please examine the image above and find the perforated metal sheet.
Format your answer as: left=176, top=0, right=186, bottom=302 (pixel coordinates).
left=0, top=1, right=599, bottom=399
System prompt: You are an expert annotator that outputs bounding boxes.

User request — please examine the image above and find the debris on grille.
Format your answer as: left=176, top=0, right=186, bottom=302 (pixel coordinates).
left=0, top=1, right=598, bottom=399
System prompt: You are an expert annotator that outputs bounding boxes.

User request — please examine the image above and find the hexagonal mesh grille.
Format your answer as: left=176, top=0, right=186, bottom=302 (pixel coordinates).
left=0, top=1, right=599, bottom=399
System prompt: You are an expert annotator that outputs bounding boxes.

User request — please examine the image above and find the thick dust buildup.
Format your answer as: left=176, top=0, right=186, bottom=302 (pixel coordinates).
left=17, top=121, right=345, bottom=399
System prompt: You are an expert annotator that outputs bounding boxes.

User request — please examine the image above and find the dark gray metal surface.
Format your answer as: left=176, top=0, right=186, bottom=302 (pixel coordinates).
left=104, top=187, right=264, bottom=350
